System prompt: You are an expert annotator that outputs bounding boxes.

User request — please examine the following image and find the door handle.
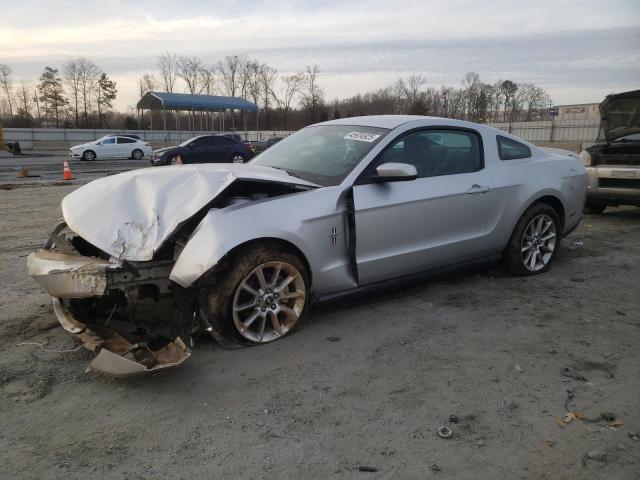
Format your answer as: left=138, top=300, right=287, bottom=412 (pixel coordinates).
left=466, top=185, right=490, bottom=194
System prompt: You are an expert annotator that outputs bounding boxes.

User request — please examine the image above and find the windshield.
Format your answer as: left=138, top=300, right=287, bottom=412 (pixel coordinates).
left=251, top=125, right=389, bottom=186
left=178, top=137, right=199, bottom=147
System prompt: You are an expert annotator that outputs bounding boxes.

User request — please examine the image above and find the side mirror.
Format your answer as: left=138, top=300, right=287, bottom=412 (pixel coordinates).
left=371, top=162, right=417, bottom=183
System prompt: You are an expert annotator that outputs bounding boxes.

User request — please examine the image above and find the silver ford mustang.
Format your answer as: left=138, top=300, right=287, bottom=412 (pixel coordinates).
left=27, top=115, right=588, bottom=376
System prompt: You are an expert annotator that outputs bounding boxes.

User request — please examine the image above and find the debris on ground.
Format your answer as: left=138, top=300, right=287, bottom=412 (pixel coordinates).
left=584, top=450, right=607, bottom=464
left=448, top=415, right=458, bottom=424
left=326, top=336, right=341, bottom=342
left=357, top=465, right=378, bottom=472
left=561, top=367, right=587, bottom=382
left=437, top=425, right=452, bottom=439
left=430, top=463, right=441, bottom=471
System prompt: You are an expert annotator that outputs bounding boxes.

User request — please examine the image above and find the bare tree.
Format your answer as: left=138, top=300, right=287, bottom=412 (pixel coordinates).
left=259, top=65, right=277, bottom=128
left=63, top=59, right=82, bottom=127
left=158, top=52, right=178, bottom=93
left=301, top=65, right=323, bottom=121
left=272, top=72, right=303, bottom=130
left=218, top=55, right=242, bottom=97
left=138, top=74, right=156, bottom=99
left=0, top=64, right=14, bottom=118
left=17, top=83, right=33, bottom=120
left=199, top=66, right=216, bottom=95
left=77, top=58, right=99, bottom=126
left=177, top=55, right=204, bottom=94
left=396, top=74, right=426, bottom=112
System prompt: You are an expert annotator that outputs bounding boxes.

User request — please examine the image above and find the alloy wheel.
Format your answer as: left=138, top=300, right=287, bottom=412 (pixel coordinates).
left=520, top=214, right=557, bottom=272
left=232, top=261, right=306, bottom=343
left=232, top=154, right=245, bottom=164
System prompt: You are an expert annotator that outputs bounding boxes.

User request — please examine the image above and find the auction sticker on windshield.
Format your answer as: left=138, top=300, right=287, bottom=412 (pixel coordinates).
left=344, top=131, right=381, bottom=142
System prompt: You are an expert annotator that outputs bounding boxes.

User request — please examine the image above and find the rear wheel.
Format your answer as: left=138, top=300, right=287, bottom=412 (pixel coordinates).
left=200, top=244, right=310, bottom=346
left=503, top=203, right=561, bottom=276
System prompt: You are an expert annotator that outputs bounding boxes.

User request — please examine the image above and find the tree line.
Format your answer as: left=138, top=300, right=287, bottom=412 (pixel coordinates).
left=0, top=60, right=117, bottom=128
left=0, top=53, right=552, bottom=131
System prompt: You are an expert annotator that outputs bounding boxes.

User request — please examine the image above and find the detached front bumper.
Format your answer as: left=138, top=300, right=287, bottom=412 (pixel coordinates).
left=27, top=248, right=191, bottom=378
left=587, top=165, right=640, bottom=206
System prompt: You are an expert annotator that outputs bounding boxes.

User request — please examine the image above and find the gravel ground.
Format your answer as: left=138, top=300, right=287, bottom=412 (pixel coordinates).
left=0, top=153, right=639, bottom=479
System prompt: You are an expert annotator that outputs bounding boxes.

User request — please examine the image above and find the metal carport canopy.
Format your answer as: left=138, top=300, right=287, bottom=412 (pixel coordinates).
left=137, top=91, right=258, bottom=112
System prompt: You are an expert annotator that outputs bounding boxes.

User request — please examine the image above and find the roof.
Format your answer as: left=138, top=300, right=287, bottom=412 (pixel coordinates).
left=318, top=115, right=483, bottom=130
left=137, top=91, right=258, bottom=112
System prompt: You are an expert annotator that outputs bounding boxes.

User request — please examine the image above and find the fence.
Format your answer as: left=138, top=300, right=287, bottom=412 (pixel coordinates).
left=1, top=128, right=287, bottom=150
left=3, top=119, right=601, bottom=151
left=487, top=119, right=600, bottom=148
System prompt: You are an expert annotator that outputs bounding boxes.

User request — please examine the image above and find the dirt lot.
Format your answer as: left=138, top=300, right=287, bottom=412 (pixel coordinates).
left=1, top=157, right=639, bottom=479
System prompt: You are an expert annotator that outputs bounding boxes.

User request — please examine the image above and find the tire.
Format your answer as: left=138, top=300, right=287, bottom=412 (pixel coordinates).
left=82, top=150, right=96, bottom=161
left=169, top=155, right=182, bottom=165
left=199, top=243, right=310, bottom=346
left=503, top=203, right=561, bottom=276
left=132, top=149, right=144, bottom=160
left=231, top=153, right=246, bottom=164
left=584, top=202, right=606, bottom=214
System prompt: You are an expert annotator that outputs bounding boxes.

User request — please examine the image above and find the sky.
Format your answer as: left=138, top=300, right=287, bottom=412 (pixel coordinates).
left=0, top=0, right=639, bottom=111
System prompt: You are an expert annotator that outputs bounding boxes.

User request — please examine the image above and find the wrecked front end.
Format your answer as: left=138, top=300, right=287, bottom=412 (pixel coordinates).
left=27, top=222, right=193, bottom=378
left=26, top=165, right=320, bottom=378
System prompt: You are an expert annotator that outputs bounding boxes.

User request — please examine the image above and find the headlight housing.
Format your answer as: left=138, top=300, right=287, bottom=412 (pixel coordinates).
left=578, top=150, right=592, bottom=166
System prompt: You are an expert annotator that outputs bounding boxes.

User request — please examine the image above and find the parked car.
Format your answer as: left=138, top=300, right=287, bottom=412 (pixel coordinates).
left=70, top=135, right=152, bottom=161
left=151, top=134, right=254, bottom=166
left=28, top=115, right=587, bottom=376
left=244, top=137, right=285, bottom=155
left=580, top=89, right=640, bottom=213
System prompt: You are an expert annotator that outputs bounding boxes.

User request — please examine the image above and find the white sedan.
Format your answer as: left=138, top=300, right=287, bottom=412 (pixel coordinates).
left=70, top=135, right=153, bottom=161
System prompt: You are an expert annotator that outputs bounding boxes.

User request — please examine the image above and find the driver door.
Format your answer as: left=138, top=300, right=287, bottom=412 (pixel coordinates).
left=99, top=137, right=117, bottom=158
left=352, top=128, right=495, bottom=284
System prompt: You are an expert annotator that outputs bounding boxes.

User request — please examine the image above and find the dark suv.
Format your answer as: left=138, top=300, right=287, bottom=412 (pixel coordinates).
left=151, top=134, right=254, bottom=166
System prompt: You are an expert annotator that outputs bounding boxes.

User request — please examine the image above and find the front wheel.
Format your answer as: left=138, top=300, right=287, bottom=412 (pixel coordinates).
left=82, top=150, right=96, bottom=161
left=503, top=203, right=561, bottom=276
left=200, top=244, right=310, bottom=346
left=132, top=149, right=144, bottom=160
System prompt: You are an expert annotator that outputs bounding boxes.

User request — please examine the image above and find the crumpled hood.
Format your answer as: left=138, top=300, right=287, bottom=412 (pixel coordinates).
left=599, top=89, right=640, bottom=142
left=61, top=164, right=318, bottom=261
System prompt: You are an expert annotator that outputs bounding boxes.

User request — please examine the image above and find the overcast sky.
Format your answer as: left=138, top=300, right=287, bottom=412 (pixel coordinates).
left=1, top=0, right=638, bottom=111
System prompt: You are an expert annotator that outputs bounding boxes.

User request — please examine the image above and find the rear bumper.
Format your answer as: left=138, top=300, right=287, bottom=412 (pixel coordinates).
left=586, top=165, right=640, bottom=205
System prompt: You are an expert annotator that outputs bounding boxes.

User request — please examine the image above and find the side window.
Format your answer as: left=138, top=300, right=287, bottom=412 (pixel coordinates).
left=377, top=129, right=482, bottom=178
left=102, top=138, right=115, bottom=145
left=213, top=136, right=235, bottom=146
left=117, top=137, right=136, bottom=144
left=497, top=135, right=531, bottom=160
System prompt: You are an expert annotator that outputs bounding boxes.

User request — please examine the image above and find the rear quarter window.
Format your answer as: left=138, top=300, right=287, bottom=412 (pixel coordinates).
left=497, top=135, right=531, bottom=160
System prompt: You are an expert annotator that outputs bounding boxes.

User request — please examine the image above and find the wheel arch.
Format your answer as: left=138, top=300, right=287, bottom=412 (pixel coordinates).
left=532, top=194, right=566, bottom=230
left=216, top=237, right=312, bottom=285
left=170, top=225, right=315, bottom=290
